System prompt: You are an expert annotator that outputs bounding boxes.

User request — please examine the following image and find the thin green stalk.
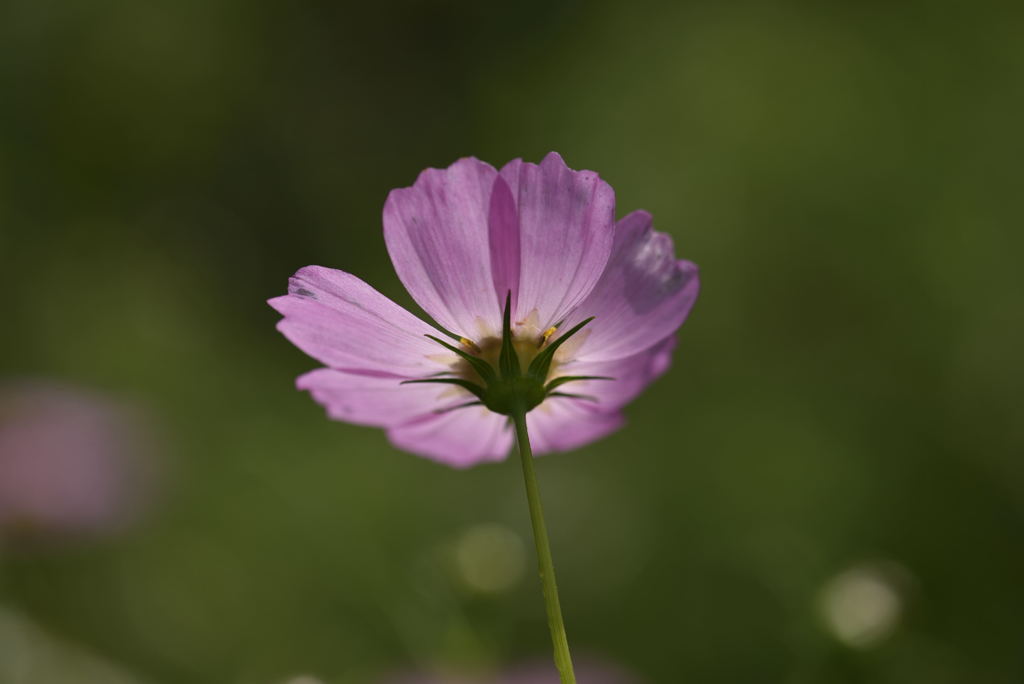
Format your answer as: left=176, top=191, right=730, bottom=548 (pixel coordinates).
left=512, top=410, right=576, bottom=684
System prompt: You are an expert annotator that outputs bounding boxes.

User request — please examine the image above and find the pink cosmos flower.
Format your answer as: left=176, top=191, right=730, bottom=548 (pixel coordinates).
left=270, top=152, right=698, bottom=467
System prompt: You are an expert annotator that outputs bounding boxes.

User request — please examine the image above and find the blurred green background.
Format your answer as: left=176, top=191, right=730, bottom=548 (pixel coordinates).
left=2, top=0, right=1023, bottom=682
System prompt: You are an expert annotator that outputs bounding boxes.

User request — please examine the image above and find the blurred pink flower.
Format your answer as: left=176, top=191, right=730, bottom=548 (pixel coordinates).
left=0, top=380, right=160, bottom=542
left=271, top=152, right=698, bottom=467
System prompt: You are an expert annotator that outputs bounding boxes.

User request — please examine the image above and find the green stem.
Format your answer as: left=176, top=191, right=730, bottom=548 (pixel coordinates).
left=512, top=410, right=576, bottom=684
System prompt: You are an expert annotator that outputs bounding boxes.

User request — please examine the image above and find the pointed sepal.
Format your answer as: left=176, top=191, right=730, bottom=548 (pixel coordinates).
left=547, top=391, right=599, bottom=402
left=544, top=375, right=614, bottom=393
left=526, top=316, right=594, bottom=382
left=425, top=334, right=497, bottom=385
left=401, top=377, right=487, bottom=402
left=434, top=400, right=485, bottom=414
left=498, top=290, right=521, bottom=379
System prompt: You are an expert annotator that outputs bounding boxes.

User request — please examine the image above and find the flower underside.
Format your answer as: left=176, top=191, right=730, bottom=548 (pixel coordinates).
left=403, top=293, right=612, bottom=416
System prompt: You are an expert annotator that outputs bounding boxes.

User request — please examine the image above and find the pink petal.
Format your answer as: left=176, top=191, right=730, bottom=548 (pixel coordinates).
left=387, top=407, right=513, bottom=468
left=565, top=210, right=699, bottom=362
left=526, top=399, right=625, bottom=455
left=268, top=266, right=444, bottom=373
left=488, top=174, right=521, bottom=316
left=297, top=368, right=467, bottom=428
left=500, top=152, right=616, bottom=329
left=383, top=158, right=504, bottom=337
left=550, top=335, right=677, bottom=412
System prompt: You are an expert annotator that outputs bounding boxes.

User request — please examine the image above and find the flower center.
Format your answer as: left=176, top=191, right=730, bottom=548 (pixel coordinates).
left=454, top=332, right=557, bottom=387
left=402, top=293, right=611, bottom=416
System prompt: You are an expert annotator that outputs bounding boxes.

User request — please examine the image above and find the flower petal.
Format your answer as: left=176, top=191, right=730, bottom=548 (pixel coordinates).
left=564, top=210, right=699, bottom=362
left=499, top=152, right=616, bottom=329
left=387, top=407, right=513, bottom=468
left=383, top=157, right=504, bottom=337
left=488, top=174, right=521, bottom=315
left=297, top=368, right=467, bottom=428
left=549, top=335, right=677, bottom=412
left=526, top=399, right=625, bottom=455
left=269, top=266, right=443, bottom=373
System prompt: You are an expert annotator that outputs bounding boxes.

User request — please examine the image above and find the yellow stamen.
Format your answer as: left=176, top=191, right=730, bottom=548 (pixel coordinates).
left=539, top=326, right=558, bottom=347
left=459, top=337, right=481, bottom=354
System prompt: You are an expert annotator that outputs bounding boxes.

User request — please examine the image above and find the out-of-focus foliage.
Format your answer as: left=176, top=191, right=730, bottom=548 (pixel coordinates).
left=1, top=0, right=1022, bottom=682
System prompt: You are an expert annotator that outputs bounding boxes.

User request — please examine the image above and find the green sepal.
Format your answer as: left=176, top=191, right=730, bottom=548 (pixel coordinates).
left=401, top=377, right=487, bottom=402
left=434, top=400, right=484, bottom=414
left=430, top=321, right=471, bottom=345
left=526, top=316, right=595, bottom=381
left=498, top=291, right=520, bottom=379
left=425, top=334, right=497, bottom=385
left=543, top=375, right=614, bottom=393
left=548, top=391, right=599, bottom=402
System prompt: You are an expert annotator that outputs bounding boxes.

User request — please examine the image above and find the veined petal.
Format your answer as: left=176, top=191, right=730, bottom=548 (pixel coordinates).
left=297, top=368, right=466, bottom=428
left=499, top=152, right=615, bottom=329
left=526, top=399, right=624, bottom=455
left=383, top=157, right=503, bottom=337
left=564, top=210, right=699, bottom=362
left=269, top=266, right=443, bottom=373
left=549, top=335, right=676, bottom=412
left=387, top=407, right=513, bottom=468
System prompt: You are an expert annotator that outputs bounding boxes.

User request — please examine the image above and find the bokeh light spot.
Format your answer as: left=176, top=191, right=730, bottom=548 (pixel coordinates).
left=818, top=561, right=911, bottom=649
left=454, top=523, right=526, bottom=594
left=281, top=676, right=325, bottom=684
